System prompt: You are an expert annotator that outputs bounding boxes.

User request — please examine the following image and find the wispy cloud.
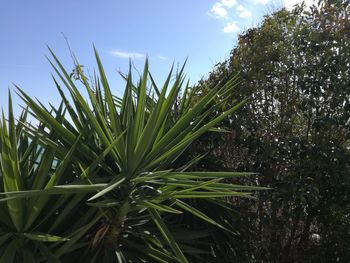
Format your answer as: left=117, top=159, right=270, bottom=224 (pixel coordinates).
left=210, top=0, right=316, bottom=34
left=254, top=0, right=270, bottom=5
left=109, top=50, right=145, bottom=59
left=157, top=55, right=169, bottom=60
left=210, top=2, right=229, bottom=19
left=221, top=0, right=237, bottom=8
left=209, top=0, right=245, bottom=33
left=209, top=0, right=237, bottom=19
left=223, top=22, right=240, bottom=33
left=236, top=5, right=252, bottom=18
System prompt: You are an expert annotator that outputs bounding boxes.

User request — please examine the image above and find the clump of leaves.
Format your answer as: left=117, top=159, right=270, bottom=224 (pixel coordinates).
left=0, top=48, right=262, bottom=262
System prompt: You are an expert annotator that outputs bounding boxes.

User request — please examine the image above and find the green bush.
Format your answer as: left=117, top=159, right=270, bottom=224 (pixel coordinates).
left=195, top=1, right=350, bottom=262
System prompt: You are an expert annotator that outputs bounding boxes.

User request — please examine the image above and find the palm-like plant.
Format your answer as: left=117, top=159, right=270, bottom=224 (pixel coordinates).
left=0, top=48, right=262, bottom=262
left=0, top=94, right=104, bottom=262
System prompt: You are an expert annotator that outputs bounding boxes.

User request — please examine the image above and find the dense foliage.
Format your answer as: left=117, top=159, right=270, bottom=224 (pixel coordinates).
left=194, top=1, right=350, bottom=262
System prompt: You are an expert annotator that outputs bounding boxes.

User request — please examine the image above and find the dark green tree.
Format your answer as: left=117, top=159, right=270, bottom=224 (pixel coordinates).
left=194, top=1, right=350, bottom=262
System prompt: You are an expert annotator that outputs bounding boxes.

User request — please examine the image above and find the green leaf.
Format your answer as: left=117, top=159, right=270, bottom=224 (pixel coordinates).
left=149, top=208, right=188, bottom=263
left=23, top=233, right=69, bottom=242
left=176, top=200, right=231, bottom=232
left=139, top=201, right=183, bottom=214
left=87, top=176, right=126, bottom=201
left=0, top=239, right=19, bottom=263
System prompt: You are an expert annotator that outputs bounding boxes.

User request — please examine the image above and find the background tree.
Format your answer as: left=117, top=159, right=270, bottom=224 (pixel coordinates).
left=194, top=1, right=350, bottom=262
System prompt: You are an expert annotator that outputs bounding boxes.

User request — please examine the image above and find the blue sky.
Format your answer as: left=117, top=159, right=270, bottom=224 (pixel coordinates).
left=0, top=0, right=311, bottom=115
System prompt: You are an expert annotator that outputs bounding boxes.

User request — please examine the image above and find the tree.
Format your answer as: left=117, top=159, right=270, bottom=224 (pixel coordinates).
left=195, top=1, right=350, bottom=262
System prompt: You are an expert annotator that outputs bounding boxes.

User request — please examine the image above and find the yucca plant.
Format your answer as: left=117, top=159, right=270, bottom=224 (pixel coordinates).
left=0, top=48, right=263, bottom=262
left=0, top=94, right=105, bottom=262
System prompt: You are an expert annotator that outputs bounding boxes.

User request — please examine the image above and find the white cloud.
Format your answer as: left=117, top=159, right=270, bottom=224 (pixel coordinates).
left=109, top=50, right=145, bottom=59
left=221, top=0, right=237, bottom=8
left=210, top=2, right=228, bottom=19
left=209, top=0, right=250, bottom=33
left=284, top=0, right=315, bottom=10
left=236, top=5, right=252, bottom=18
left=209, top=0, right=238, bottom=20
left=223, top=22, right=240, bottom=33
left=254, top=0, right=270, bottom=5
left=157, top=55, right=169, bottom=60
